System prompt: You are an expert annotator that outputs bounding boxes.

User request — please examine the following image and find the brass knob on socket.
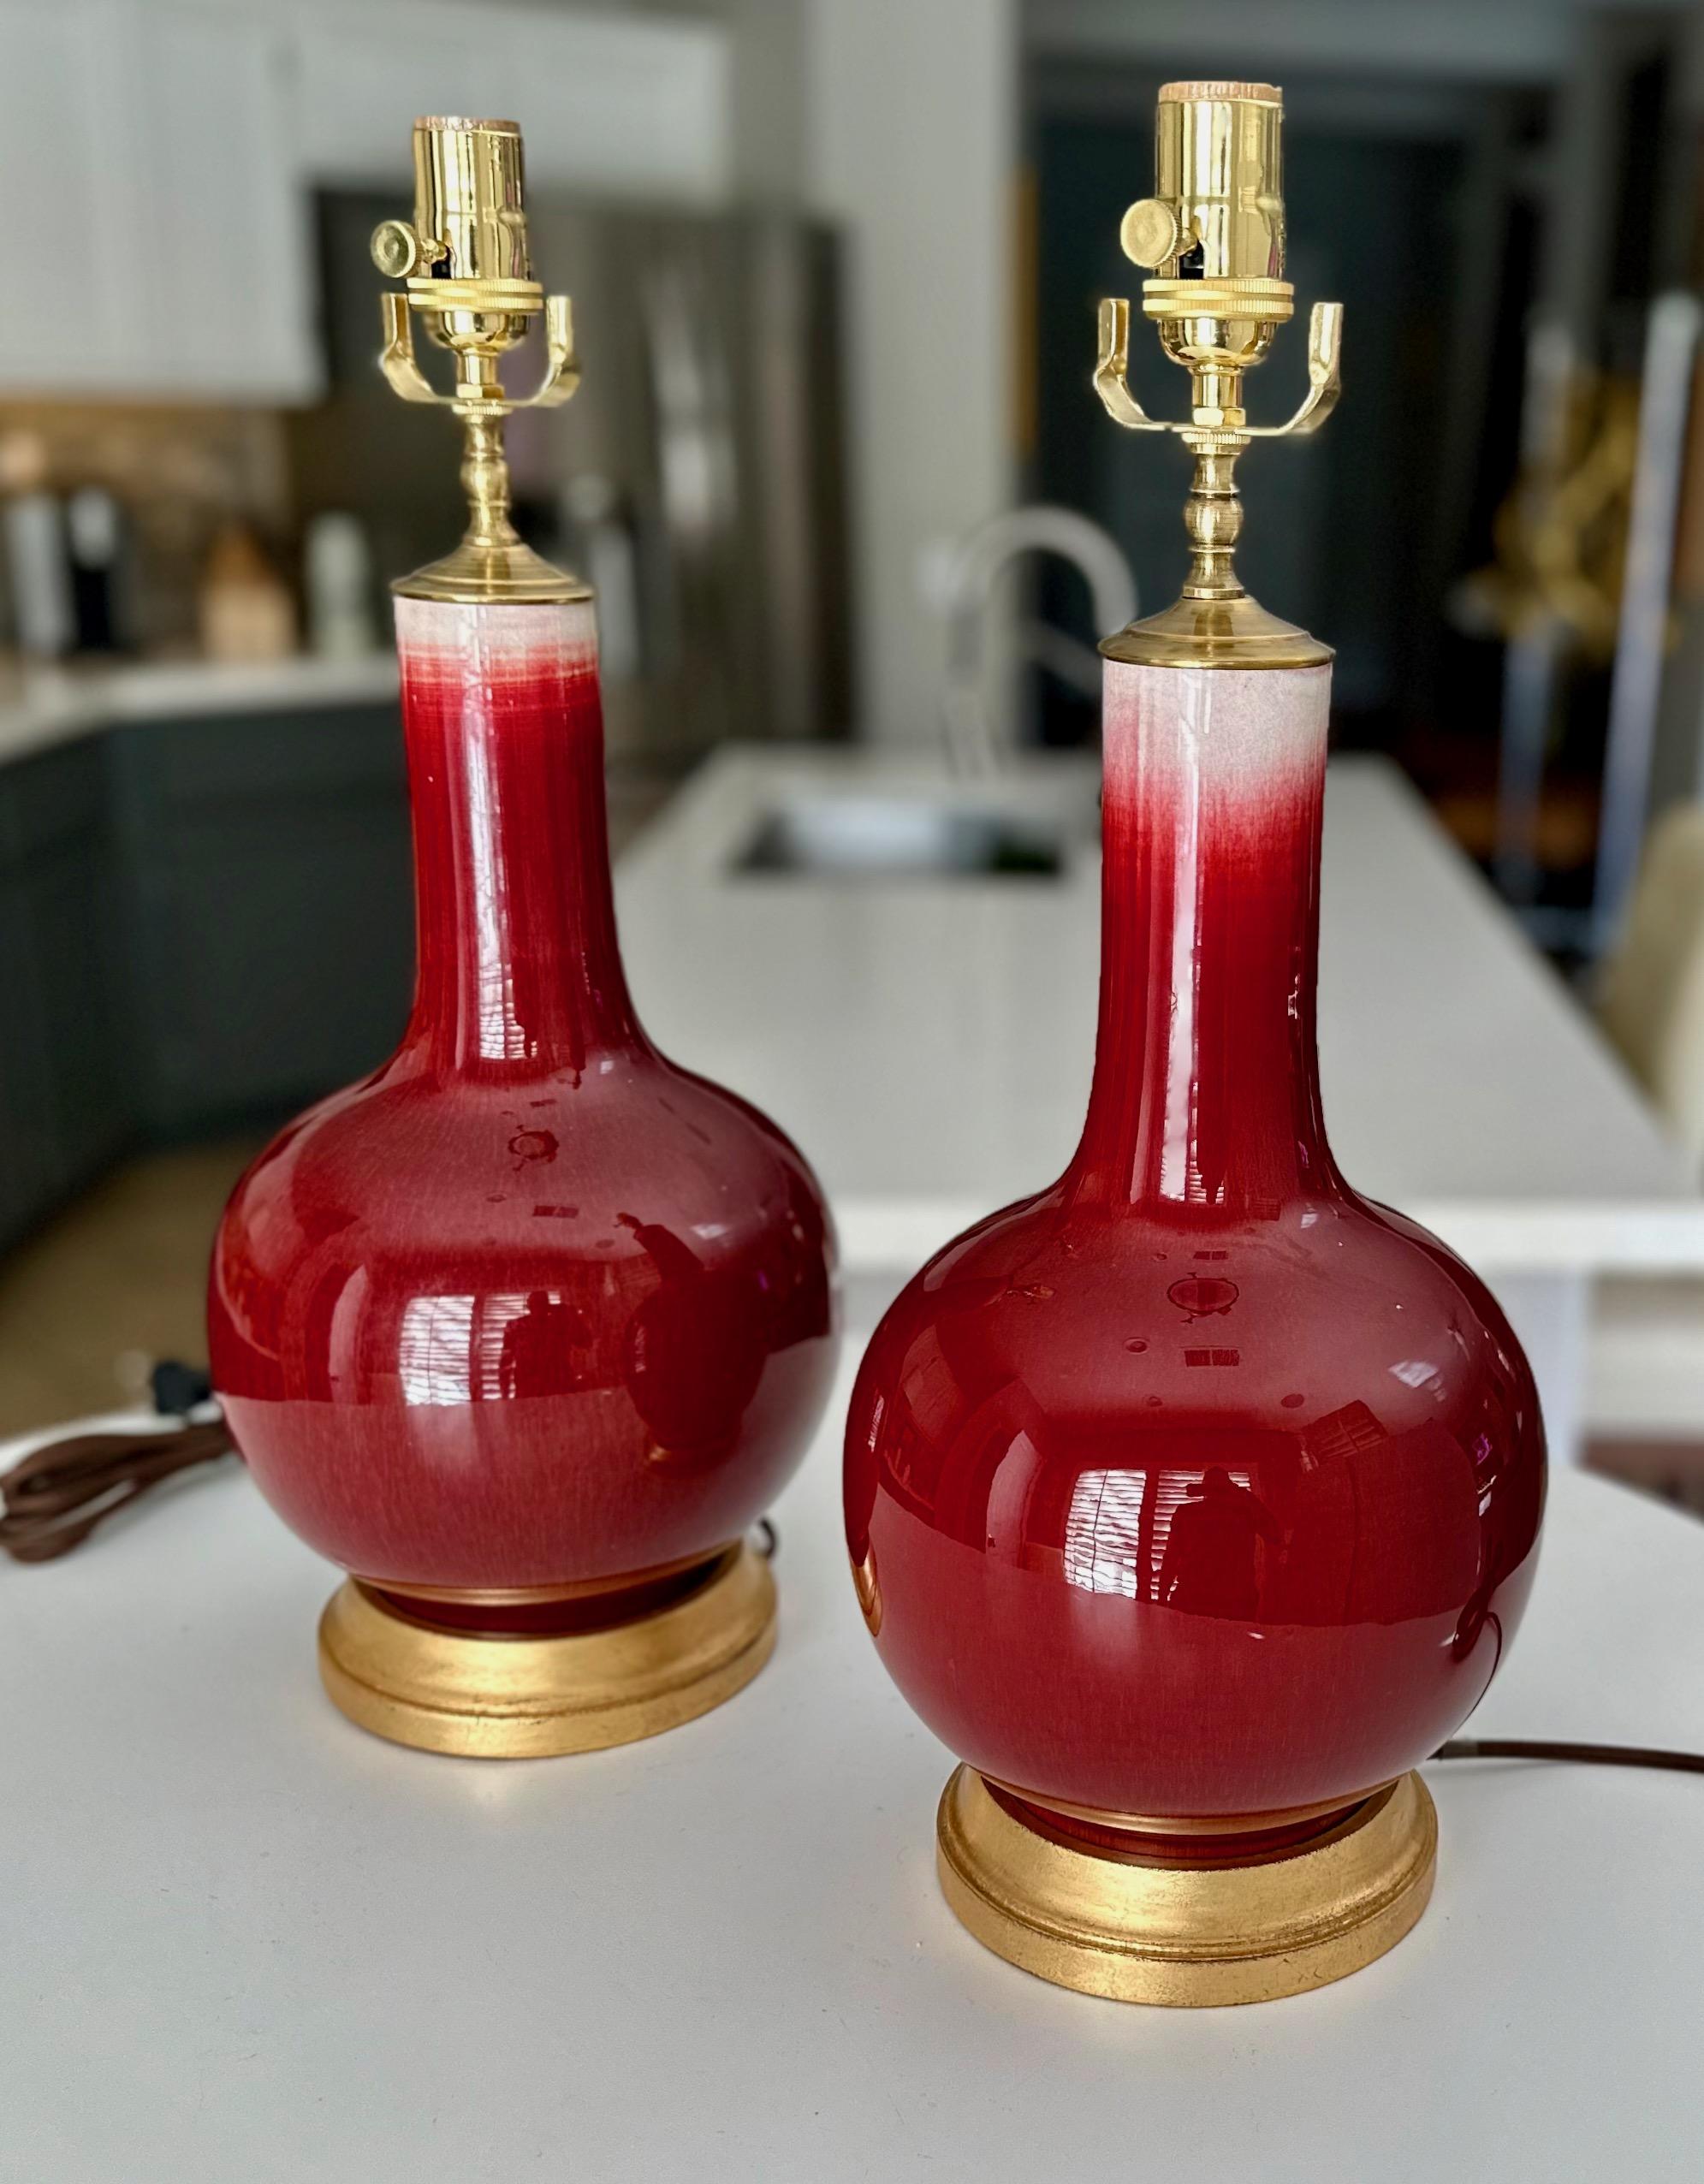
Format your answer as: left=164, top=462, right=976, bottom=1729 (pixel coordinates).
left=371, top=220, right=426, bottom=279
left=1120, top=198, right=1184, bottom=269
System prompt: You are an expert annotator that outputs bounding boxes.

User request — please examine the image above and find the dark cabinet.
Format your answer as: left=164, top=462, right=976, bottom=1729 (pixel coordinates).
left=0, top=738, right=131, bottom=1241
left=108, top=703, right=413, bottom=1138
left=0, top=697, right=413, bottom=1249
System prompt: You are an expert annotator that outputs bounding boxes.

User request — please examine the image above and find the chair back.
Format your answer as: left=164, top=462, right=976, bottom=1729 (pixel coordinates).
left=1599, top=801, right=1704, bottom=1172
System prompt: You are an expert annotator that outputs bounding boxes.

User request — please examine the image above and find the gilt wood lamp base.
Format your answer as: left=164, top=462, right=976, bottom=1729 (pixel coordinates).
left=936, top=1766, right=1437, bottom=2007
left=317, top=1542, right=777, bottom=1759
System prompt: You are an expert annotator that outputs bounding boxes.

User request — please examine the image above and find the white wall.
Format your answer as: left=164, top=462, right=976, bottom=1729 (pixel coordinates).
left=713, top=0, right=807, bottom=200
left=805, top=0, right=1018, bottom=743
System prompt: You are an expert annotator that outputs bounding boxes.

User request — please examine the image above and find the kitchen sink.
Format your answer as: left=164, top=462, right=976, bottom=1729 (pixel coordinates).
left=735, top=793, right=1069, bottom=880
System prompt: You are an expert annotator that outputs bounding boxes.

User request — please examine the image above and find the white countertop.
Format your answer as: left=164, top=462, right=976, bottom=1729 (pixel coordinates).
left=3, top=1368, right=1702, bottom=2182
left=0, top=651, right=399, bottom=764
left=616, top=747, right=1704, bottom=1276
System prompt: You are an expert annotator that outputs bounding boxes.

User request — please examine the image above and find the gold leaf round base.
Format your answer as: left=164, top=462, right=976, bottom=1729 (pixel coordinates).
left=936, top=1766, right=1436, bottom=2007
left=318, top=1543, right=776, bottom=1760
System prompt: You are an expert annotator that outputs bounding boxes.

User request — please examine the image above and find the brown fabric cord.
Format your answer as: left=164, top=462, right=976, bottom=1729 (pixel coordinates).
left=1434, top=1736, right=1704, bottom=1776
left=0, top=1418, right=233, bottom=1564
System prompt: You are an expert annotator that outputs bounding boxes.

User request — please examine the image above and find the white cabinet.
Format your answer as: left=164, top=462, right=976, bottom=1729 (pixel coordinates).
left=491, top=10, right=731, bottom=202
left=294, top=0, right=732, bottom=205
left=293, top=3, right=518, bottom=184
left=0, top=2, right=145, bottom=391
left=0, top=0, right=318, bottom=399
left=127, top=8, right=319, bottom=401
left=0, top=0, right=732, bottom=401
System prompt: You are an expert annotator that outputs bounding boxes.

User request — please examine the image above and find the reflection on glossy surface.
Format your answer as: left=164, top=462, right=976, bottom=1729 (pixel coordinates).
left=846, top=663, right=1544, bottom=1820
left=211, top=601, right=838, bottom=1601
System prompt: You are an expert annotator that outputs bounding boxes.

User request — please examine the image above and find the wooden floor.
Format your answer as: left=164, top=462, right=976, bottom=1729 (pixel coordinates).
left=0, top=1139, right=261, bottom=1437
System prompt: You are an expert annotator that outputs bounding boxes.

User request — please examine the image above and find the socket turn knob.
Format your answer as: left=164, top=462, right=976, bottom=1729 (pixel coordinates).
left=371, top=219, right=426, bottom=279
left=1120, top=198, right=1183, bottom=269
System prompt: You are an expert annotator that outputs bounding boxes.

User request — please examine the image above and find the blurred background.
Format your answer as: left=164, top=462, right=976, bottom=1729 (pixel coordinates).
left=5, top=0, right=1704, bottom=1509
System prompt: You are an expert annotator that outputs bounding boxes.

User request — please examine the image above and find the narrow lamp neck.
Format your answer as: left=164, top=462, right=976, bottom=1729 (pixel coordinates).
left=1071, top=660, right=1336, bottom=1214
left=397, top=596, right=641, bottom=1077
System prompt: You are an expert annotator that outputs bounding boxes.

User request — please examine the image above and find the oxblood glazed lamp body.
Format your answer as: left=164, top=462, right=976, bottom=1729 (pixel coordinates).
left=845, top=80, right=1544, bottom=2004
left=210, top=118, right=837, bottom=1757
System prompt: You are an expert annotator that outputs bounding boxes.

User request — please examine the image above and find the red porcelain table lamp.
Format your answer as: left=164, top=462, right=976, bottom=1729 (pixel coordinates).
left=209, top=118, right=838, bottom=1757
left=845, top=81, right=1545, bottom=2003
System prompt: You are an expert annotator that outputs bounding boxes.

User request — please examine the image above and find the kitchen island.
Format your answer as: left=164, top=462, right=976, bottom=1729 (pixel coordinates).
left=616, top=746, right=1704, bottom=1462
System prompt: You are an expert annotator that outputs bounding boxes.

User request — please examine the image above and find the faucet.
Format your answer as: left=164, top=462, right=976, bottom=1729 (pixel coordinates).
left=932, top=505, right=1137, bottom=773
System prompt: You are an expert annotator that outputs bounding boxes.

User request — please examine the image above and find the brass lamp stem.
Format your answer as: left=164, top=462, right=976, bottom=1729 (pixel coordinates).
left=1180, top=447, right=1244, bottom=602
left=456, top=407, right=520, bottom=555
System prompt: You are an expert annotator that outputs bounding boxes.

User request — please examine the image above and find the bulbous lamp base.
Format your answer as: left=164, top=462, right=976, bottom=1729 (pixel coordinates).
left=936, top=1768, right=1437, bottom=2007
left=317, top=1542, right=776, bottom=1759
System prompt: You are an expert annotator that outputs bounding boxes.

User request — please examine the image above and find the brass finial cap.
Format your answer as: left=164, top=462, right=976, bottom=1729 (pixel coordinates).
left=1157, top=79, right=1281, bottom=104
